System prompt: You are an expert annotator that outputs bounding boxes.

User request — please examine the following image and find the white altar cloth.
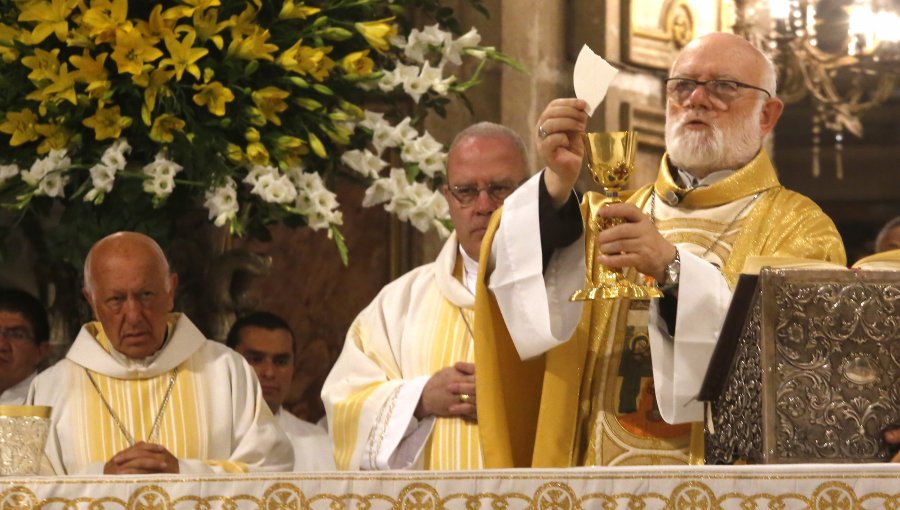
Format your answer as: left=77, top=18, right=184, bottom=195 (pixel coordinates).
left=0, top=464, right=897, bottom=510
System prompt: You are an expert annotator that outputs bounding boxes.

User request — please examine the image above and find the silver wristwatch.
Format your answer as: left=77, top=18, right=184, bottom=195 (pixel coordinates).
left=661, top=250, right=681, bottom=291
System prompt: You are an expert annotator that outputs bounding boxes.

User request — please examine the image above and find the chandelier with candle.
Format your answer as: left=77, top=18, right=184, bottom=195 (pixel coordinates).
left=734, top=0, right=900, bottom=178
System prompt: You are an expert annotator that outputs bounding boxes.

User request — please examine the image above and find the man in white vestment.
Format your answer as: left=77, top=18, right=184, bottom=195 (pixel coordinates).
left=321, top=122, right=529, bottom=470
left=27, top=232, right=292, bottom=475
left=0, top=288, right=50, bottom=405
left=476, top=33, right=847, bottom=467
left=227, top=311, right=335, bottom=470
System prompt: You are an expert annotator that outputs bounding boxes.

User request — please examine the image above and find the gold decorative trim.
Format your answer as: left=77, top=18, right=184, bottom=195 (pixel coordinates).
left=0, top=406, right=51, bottom=418
left=1, top=477, right=898, bottom=510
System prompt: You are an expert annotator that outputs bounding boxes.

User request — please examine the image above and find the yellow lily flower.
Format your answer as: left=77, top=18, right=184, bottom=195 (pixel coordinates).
left=17, top=0, right=78, bottom=44
left=192, top=7, right=230, bottom=50
left=251, top=87, right=289, bottom=126
left=21, top=48, right=61, bottom=82
left=82, top=105, right=132, bottom=141
left=243, top=127, right=269, bottom=164
left=135, top=5, right=178, bottom=44
left=0, top=108, right=40, bottom=146
left=273, top=135, right=309, bottom=167
left=35, top=121, right=70, bottom=154
left=227, top=27, right=278, bottom=61
left=150, top=113, right=186, bottom=144
left=134, top=68, right=175, bottom=125
left=225, top=143, right=245, bottom=165
left=160, top=29, right=208, bottom=81
left=193, top=81, right=235, bottom=116
left=0, top=23, right=22, bottom=63
left=277, top=41, right=334, bottom=81
left=305, top=50, right=334, bottom=81
left=27, top=63, right=77, bottom=109
left=278, top=1, right=320, bottom=20
left=111, top=26, right=164, bottom=75
left=341, top=50, right=374, bottom=76
left=246, top=142, right=270, bottom=166
left=65, top=22, right=95, bottom=49
left=183, top=0, right=222, bottom=10
left=69, top=49, right=109, bottom=84
left=81, top=0, right=130, bottom=44
left=354, top=18, right=397, bottom=53
left=228, top=5, right=259, bottom=39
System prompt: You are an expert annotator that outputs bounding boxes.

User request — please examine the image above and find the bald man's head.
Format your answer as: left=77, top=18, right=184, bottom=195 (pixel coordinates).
left=82, top=232, right=178, bottom=359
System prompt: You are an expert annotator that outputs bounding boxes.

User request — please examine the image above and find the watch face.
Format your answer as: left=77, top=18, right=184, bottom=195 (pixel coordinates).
left=666, top=255, right=680, bottom=286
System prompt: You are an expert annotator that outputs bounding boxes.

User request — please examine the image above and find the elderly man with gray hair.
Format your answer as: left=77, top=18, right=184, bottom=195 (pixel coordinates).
left=476, top=32, right=847, bottom=467
left=322, top=122, right=529, bottom=470
left=28, top=231, right=292, bottom=475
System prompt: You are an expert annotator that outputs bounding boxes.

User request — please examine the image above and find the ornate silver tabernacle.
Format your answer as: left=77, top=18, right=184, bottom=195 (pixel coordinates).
left=702, top=268, right=900, bottom=464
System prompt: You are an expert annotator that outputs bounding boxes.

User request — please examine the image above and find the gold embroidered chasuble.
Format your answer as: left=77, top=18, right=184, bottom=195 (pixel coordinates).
left=323, top=234, right=483, bottom=470
left=27, top=314, right=292, bottom=475
left=475, top=151, right=846, bottom=468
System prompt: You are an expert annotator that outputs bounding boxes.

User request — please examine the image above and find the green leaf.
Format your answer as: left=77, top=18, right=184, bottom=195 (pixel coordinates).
left=330, top=224, right=349, bottom=266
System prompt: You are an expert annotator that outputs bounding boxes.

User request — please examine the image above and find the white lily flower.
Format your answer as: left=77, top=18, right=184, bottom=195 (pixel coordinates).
left=86, top=163, right=117, bottom=198
left=243, top=164, right=279, bottom=186
left=252, top=173, right=298, bottom=204
left=0, top=164, right=20, bottom=183
left=143, top=175, right=175, bottom=198
left=101, top=139, right=132, bottom=170
left=204, top=178, right=239, bottom=227
left=341, top=149, right=388, bottom=179
left=443, top=27, right=481, bottom=65
left=23, top=149, right=70, bottom=186
left=36, top=171, right=69, bottom=198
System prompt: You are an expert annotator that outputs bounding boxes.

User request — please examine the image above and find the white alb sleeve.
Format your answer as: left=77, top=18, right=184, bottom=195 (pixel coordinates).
left=488, top=172, right=586, bottom=360
left=649, top=249, right=733, bottom=424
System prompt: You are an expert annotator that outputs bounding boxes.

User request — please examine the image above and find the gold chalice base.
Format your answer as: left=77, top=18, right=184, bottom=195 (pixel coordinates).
left=570, top=271, right=663, bottom=301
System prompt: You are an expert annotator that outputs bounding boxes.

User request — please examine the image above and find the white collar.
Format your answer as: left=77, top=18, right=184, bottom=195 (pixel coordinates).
left=458, top=244, right=480, bottom=296
left=676, top=167, right=735, bottom=189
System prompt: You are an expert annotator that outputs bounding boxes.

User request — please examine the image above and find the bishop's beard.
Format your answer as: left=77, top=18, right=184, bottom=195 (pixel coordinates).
left=665, top=103, right=764, bottom=175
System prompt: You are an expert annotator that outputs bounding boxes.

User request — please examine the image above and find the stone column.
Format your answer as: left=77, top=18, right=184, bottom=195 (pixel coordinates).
left=500, top=0, right=569, bottom=171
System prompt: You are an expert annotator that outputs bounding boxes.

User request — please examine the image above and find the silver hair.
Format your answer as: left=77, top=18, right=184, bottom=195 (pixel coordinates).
left=876, top=216, right=900, bottom=252
left=83, top=232, right=172, bottom=299
left=759, top=51, right=778, bottom=97
left=448, top=121, right=530, bottom=173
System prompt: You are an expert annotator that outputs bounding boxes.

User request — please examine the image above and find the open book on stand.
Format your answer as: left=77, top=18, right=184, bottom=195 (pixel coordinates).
left=700, top=249, right=900, bottom=464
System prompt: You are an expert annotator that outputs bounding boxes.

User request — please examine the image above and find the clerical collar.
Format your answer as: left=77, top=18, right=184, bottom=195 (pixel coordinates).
left=675, top=167, right=736, bottom=189
left=457, top=245, right=479, bottom=295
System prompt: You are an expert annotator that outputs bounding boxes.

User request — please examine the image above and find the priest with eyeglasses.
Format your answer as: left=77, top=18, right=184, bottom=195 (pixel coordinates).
left=27, top=232, right=292, bottom=475
left=475, top=32, right=847, bottom=467
left=321, top=122, right=528, bottom=470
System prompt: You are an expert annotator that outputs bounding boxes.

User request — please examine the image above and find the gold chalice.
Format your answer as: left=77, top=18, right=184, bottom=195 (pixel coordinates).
left=570, top=130, right=662, bottom=301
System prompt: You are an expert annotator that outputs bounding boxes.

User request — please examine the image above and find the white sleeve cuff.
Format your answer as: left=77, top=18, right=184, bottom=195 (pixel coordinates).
left=366, top=375, right=435, bottom=470
left=650, top=249, right=733, bottom=424
left=489, top=171, right=585, bottom=360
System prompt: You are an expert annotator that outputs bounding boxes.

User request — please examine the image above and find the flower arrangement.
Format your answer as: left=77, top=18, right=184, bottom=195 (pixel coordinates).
left=0, top=0, right=519, bottom=265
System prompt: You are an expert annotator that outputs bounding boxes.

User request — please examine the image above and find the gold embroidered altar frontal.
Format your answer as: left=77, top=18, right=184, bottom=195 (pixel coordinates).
left=1, top=465, right=898, bottom=510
